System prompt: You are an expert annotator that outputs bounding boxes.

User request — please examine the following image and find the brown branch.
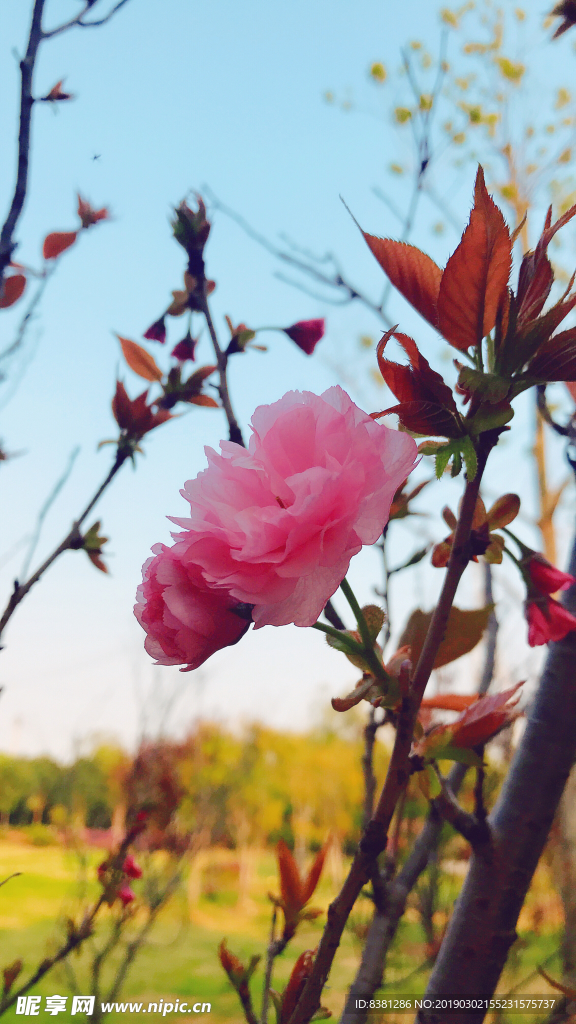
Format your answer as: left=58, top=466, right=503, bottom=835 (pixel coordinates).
left=0, top=0, right=132, bottom=289
left=0, top=0, right=46, bottom=286
left=199, top=295, right=245, bottom=447
left=0, top=449, right=128, bottom=642
left=431, top=768, right=491, bottom=850
left=42, top=0, right=131, bottom=38
left=340, top=563, right=497, bottom=1024
left=289, top=439, right=495, bottom=1024
left=417, top=533, right=576, bottom=1024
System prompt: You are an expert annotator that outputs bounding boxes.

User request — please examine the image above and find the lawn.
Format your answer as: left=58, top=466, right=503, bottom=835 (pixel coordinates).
left=0, top=838, right=565, bottom=1022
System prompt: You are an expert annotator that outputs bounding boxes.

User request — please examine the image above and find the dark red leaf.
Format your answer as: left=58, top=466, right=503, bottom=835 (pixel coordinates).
left=0, top=274, right=26, bottom=309
left=43, top=231, right=77, bottom=260
left=280, top=951, right=315, bottom=1024
left=526, top=329, right=576, bottom=381
left=362, top=237, right=441, bottom=328
left=437, top=167, right=512, bottom=350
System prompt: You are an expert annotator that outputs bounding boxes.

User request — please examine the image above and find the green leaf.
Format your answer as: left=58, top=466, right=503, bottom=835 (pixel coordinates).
left=467, top=400, right=514, bottom=434
left=460, top=435, right=478, bottom=480
left=360, top=604, right=386, bottom=642
left=435, top=444, right=454, bottom=478
left=325, top=631, right=363, bottom=657
left=426, top=764, right=442, bottom=798
left=450, top=449, right=462, bottom=477
left=457, top=366, right=510, bottom=404
left=434, top=745, right=483, bottom=767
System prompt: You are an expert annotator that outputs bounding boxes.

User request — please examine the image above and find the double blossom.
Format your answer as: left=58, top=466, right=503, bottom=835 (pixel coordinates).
left=135, top=387, right=417, bottom=670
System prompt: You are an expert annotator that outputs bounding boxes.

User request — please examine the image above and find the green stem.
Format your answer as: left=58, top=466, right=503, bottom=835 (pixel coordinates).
left=311, top=621, right=366, bottom=657
left=339, top=578, right=390, bottom=682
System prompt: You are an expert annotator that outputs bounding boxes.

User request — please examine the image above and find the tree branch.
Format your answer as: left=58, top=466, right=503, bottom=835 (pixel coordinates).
left=340, top=563, right=497, bottom=1024
left=417, top=532, right=576, bottom=1024
left=289, top=439, right=496, bottom=1024
left=0, top=0, right=46, bottom=286
left=0, top=449, right=128, bottom=642
left=199, top=295, right=245, bottom=447
left=42, top=0, right=131, bottom=39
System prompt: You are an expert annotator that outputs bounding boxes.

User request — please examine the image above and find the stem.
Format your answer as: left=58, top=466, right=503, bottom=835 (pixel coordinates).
left=199, top=295, right=245, bottom=447
left=0, top=0, right=46, bottom=286
left=339, top=578, right=389, bottom=682
left=0, top=450, right=128, bottom=642
left=417, top=532, right=576, bottom=1024
left=288, top=439, right=495, bottom=1024
left=261, top=906, right=278, bottom=1024
left=341, top=563, right=498, bottom=1024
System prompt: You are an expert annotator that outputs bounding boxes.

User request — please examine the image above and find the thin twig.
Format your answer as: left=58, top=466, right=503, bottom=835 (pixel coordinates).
left=0, top=0, right=46, bottom=285
left=289, top=438, right=496, bottom=1024
left=42, top=0, right=131, bottom=39
left=0, top=824, right=143, bottom=1016
left=261, top=905, right=278, bottom=1024
left=199, top=295, right=245, bottom=447
left=20, top=446, right=80, bottom=580
left=0, top=449, right=128, bottom=642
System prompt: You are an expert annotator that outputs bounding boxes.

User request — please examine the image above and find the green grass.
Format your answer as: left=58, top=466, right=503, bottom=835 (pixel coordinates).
left=0, top=841, right=565, bottom=1023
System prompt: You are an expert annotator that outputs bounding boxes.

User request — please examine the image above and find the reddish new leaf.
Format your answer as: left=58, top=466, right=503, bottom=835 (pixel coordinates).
left=421, top=694, right=479, bottom=712
left=188, top=394, right=219, bottom=407
left=363, top=237, right=441, bottom=327
left=43, top=231, right=77, bottom=260
left=526, top=329, right=576, bottom=381
left=118, top=335, right=163, bottom=382
left=437, top=167, right=511, bottom=350
left=277, top=839, right=302, bottom=911
left=376, top=401, right=462, bottom=438
left=0, top=274, right=26, bottom=309
left=280, top=951, right=315, bottom=1024
left=301, top=841, right=329, bottom=905
left=375, top=330, right=461, bottom=436
left=451, top=681, right=524, bottom=748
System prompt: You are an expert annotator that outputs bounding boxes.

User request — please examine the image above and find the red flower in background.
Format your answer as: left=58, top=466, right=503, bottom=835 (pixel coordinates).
left=143, top=317, right=167, bottom=343
left=283, top=319, right=325, bottom=355
left=526, top=597, right=576, bottom=646
left=527, top=555, right=575, bottom=594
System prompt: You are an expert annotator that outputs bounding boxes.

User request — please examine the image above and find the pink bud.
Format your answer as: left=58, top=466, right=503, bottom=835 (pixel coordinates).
left=123, top=855, right=143, bottom=879
left=526, top=596, right=576, bottom=646
left=527, top=555, right=575, bottom=595
left=283, top=319, right=325, bottom=355
left=171, top=334, right=197, bottom=362
left=118, top=884, right=136, bottom=906
left=143, top=317, right=167, bottom=344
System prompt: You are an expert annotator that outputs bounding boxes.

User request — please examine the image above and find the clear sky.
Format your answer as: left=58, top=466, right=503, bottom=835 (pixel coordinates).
left=1, top=0, right=575, bottom=760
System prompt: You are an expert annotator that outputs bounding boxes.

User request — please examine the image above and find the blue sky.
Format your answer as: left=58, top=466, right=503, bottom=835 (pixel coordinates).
left=1, top=0, right=575, bottom=759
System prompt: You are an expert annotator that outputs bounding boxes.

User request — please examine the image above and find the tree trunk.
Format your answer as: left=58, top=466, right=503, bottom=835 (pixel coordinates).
left=417, top=535, right=576, bottom=1024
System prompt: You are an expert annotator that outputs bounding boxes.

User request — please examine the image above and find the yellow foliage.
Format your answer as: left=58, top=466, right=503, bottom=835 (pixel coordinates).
left=394, top=107, right=412, bottom=124
left=495, top=57, right=525, bottom=83
left=419, top=94, right=433, bottom=111
left=556, top=88, right=571, bottom=110
left=369, top=62, right=386, bottom=83
left=559, top=148, right=572, bottom=164
left=389, top=163, right=404, bottom=175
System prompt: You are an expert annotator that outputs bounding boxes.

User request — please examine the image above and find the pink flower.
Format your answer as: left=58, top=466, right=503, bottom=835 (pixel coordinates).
left=284, top=319, right=325, bottom=355
left=170, top=387, right=417, bottom=628
left=527, top=555, right=575, bottom=594
left=134, top=543, right=249, bottom=670
left=526, top=596, right=576, bottom=646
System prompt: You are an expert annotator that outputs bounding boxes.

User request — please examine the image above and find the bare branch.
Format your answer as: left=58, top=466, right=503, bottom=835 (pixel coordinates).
left=0, top=0, right=46, bottom=285
left=20, top=445, right=80, bottom=580
left=42, top=0, right=132, bottom=39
